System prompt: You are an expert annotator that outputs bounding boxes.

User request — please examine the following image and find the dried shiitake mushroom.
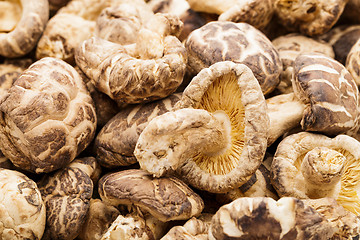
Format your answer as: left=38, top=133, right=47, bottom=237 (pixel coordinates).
left=135, top=61, right=269, bottom=193
left=346, top=38, right=360, bottom=86
left=0, top=57, right=97, bottom=173
left=98, top=169, right=204, bottom=222
left=0, top=0, right=49, bottom=58
left=185, top=21, right=282, bottom=95
left=270, top=132, right=360, bottom=215
left=272, top=33, right=334, bottom=94
left=0, top=168, right=46, bottom=240
left=209, top=197, right=334, bottom=239
left=273, top=0, right=346, bottom=36
left=75, top=13, right=187, bottom=105
left=38, top=157, right=97, bottom=240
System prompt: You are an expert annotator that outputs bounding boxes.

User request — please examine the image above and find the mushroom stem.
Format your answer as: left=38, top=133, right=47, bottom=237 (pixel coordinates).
left=134, top=108, right=232, bottom=177
left=301, top=147, right=345, bottom=198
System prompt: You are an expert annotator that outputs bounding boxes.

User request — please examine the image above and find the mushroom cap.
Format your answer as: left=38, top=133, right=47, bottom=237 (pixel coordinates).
left=0, top=169, right=46, bottom=240
left=273, top=0, right=346, bottom=36
left=0, top=57, right=97, bottom=173
left=346, top=37, right=360, bottom=86
left=95, top=93, right=181, bottom=168
left=38, top=157, right=94, bottom=240
left=98, top=169, right=204, bottom=222
left=174, top=61, right=268, bottom=193
left=185, top=21, right=282, bottom=95
left=208, top=197, right=334, bottom=240
left=0, top=0, right=49, bottom=58
left=272, top=33, right=334, bottom=94
left=270, top=132, right=360, bottom=215
left=293, top=53, right=360, bottom=136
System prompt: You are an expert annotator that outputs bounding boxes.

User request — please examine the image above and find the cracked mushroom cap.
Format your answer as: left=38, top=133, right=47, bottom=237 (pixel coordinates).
left=0, top=169, right=46, bottom=240
left=293, top=53, right=360, bottom=136
left=95, top=93, right=181, bottom=168
left=270, top=132, right=360, bottom=215
left=135, top=61, right=269, bottom=193
left=185, top=21, right=282, bottom=95
left=98, top=169, right=204, bottom=222
left=0, top=57, right=97, bottom=173
left=209, top=197, right=334, bottom=240
left=272, top=33, right=334, bottom=94
left=38, top=157, right=95, bottom=240
left=273, top=0, right=346, bottom=36
left=75, top=19, right=187, bottom=105
left=346, top=37, right=360, bottom=86
left=0, top=0, right=49, bottom=58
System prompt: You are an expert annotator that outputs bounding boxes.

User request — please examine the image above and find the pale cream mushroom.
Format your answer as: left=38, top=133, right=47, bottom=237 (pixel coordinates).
left=0, top=169, right=46, bottom=240
left=270, top=132, right=360, bottom=215
left=135, top=61, right=269, bottom=193
left=0, top=57, right=97, bottom=173
left=0, top=0, right=49, bottom=58
left=208, top=197, right=334, bottom=239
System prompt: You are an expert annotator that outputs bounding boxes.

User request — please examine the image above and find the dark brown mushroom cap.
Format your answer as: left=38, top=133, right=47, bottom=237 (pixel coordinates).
left=185, top=21, right=282, bottom=95
left=38, top=157, right=94, bottom=240
left=0, top=0, right=49, bottom=58
left=95, top=93, right=181, bottom=168
left=0, top=169, right=46, bottom=240
left=293, top=53, right=360, bottom=136
left=209, top=197, right=334, bottom=240
left=273, top=0, right=346, bottom=36
left=98, top=169, right=204, bottom=222
left=0, top=57, right=97, bottom=173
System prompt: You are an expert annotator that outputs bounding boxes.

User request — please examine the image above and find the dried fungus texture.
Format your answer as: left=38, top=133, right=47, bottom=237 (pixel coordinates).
left=98, top=169, right=204, bottom=222
left=209, top=197, right=334, bottom=240
left=0, top=57, right=97, bottom=173
left=273, top=0, right=346, bottom=36
left=270, top=132, right=360, bottom=215
left=346, top=38, right=360, bottom=86
left=0, top=169, right=46, bottom=240
left=76, top=34, right=187, bottom=105
left=38, top=158, right=95, bottom=240
left=0, top=0, right=49, bottom=58
left=272, top=33, right=334, bottom=94
left=185, top=21, right=282, bottom=95
left=293, top=53, right=360, bottom=136
left=95, top=93, right=181, bottom=168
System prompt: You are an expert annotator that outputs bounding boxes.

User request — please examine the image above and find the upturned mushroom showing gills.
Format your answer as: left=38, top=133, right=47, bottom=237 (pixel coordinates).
left=135, top=61, right=269, bottom=193
left=270, top=132, right=360, bottom=215
left=0, top=0, right=49, bottom=58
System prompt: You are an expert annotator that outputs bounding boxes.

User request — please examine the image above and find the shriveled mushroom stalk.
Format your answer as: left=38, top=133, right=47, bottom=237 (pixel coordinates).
left=135, top=61, right=269, bottom=193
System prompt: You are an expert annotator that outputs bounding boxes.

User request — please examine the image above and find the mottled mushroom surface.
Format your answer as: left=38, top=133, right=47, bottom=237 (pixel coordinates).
left=0, top=168, right=46, bottom=240
left=0, top=57, right=97, bottom=173
left=346, top=37, right=360, bottom=86
left=185, top=21, right=282, bottom=95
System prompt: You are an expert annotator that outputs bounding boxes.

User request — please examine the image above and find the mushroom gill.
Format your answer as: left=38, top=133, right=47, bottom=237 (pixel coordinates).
left=193, top=72, right=246, bottom=175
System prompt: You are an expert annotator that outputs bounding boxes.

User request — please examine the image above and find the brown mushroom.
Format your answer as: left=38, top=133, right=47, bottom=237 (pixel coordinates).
left=98, top=169, right=204, bottom=222
left=135, top=61, right=269, bottom=193
left=346, top=37, right=360, bottom=86
left=270, top=132, right=360, bottom=215
left=0, top=0, right=49, bottom=58
left=208, top=197, right=334, bottom=239
left=273, top=0, right=346, bottom=36
left=0, top=168, right=46, bottom=240
left=0, top=57, right=97, bottom=173
left=38, top=157, right=97, bottom=240
left=95, top=93, right=181, bottom=168
left=184, top=21, right=282, bottom=95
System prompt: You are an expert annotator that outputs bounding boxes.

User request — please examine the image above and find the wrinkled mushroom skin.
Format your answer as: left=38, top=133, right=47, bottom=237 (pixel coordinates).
left=270, top=132, right=360, bottom=215
left=273, top=0, right=346, bottom=36
left=209, top=197, right=334, bottom=240
left=0, top=0, right=49, bottom=58
left=95, top=93, right=181, bottom=168
left=346, top=38, right=360, bottom=86
left=185, top=21, right=282, bottom=95
left=293, top=53, right=360, bottom=136
left=0, top=169, right=46, bottom=240
left=98, top=169, right=204, bottom=222
left=0, top=57, right=97, bottom=173
left=38, top=158, right=95, bottom=240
